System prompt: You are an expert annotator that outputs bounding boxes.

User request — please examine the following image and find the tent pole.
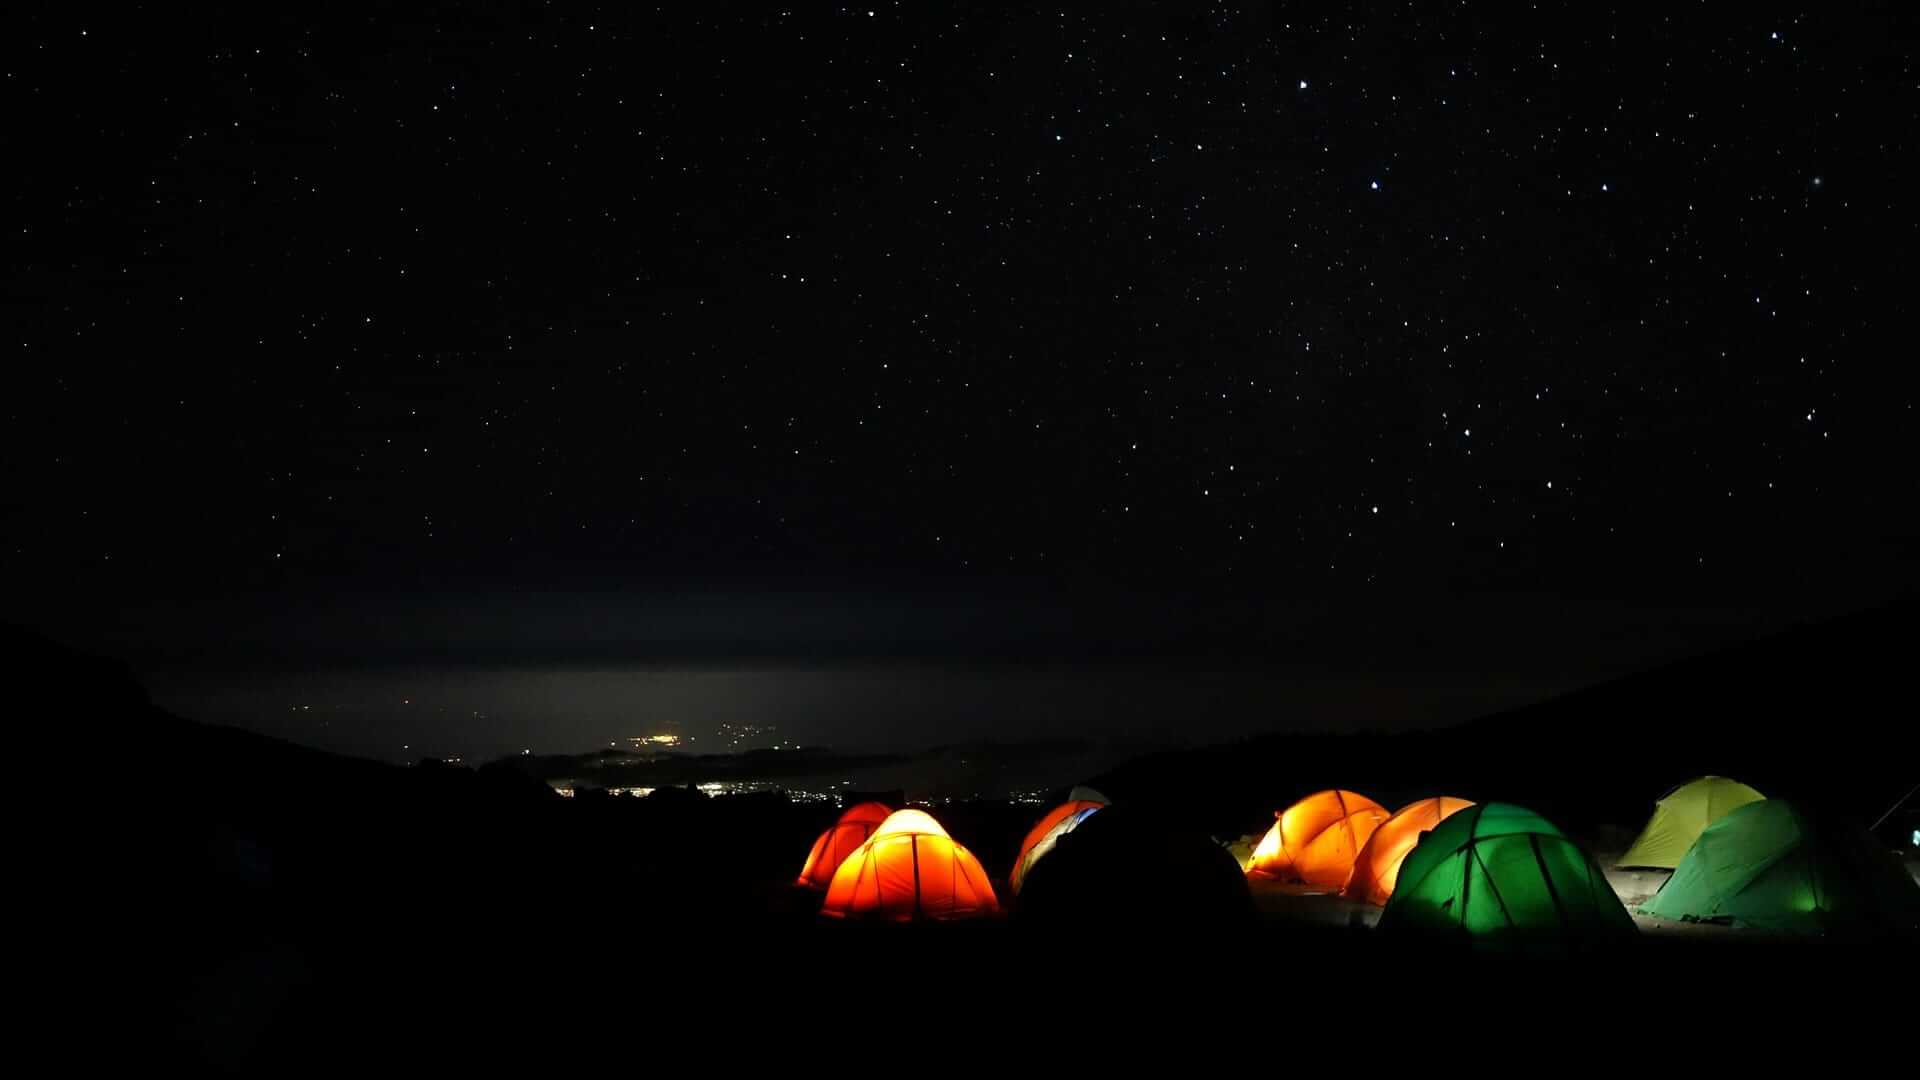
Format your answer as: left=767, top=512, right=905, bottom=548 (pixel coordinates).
left=1868, top=782, right=1918, bottom=832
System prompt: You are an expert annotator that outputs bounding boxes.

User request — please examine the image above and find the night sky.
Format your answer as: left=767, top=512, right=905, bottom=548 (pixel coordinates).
left=7, top=7, right=1917, bottom=755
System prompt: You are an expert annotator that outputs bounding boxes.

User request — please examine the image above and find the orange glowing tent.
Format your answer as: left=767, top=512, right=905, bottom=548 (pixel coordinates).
left=820, top=809, right=1000, bottom=921
left=1342, top=796, right=1475, bottom=905
left=1009, top=789, right=1109, bottom=895
left=1247, top=789, right=1389, bottom=890
left=795, top=801, right=893, bottom=890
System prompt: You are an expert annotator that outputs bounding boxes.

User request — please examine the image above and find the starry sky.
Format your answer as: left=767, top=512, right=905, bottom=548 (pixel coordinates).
left=6, top=6, right=1918, bottom=744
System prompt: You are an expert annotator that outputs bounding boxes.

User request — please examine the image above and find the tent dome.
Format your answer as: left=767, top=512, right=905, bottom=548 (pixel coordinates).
left=1617, top=776, right=1765, bottom=869
left=870, top=808, right=948, bottom=840
left=820, top=809, right=998, bottom=921
left=1379, top=802, right=1635, bottom=947
left=1010, top=796, right=1108, bottom=895
left=839, top=801, right=894, bottom=827
left=1013, top=805, right=1253, bottom=929
left=795, top=802, right=894, bottom=890
left=1342, top=796, right=1475, bottom=906
left=1638, top=799, right=1920, bottom=936
left=1246, top=789, right=1389, bottom=890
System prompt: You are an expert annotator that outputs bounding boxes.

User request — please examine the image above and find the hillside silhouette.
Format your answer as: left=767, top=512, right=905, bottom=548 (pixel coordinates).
left=1087, top=596, right=1918, bottom=842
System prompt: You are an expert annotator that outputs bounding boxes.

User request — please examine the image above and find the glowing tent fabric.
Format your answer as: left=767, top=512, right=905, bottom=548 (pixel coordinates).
left=1379, top=802, right=1635, bottom=946
left=1638, top=799, right=1920, bottom=935
left=1010, top=796, right=1108, bottom=894
left=1342, top=797, right=1475, bottom=906
left=838, top=801, right=896, bottom=828
left=1247, top=789, right=1389, bottom=890
left=820, top=809, right=1000, bottom=921
left=795, top=801, right=893, bottom=890
left=1617, top=776, right=1765, bottom=869
left=866, top=808, right=948, bottom=840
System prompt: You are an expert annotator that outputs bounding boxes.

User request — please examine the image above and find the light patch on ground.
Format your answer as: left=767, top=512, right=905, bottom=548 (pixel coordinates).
left=1595, top=852, right=1671, bottom=911
left=1246, top=877, right=1381, bottom=928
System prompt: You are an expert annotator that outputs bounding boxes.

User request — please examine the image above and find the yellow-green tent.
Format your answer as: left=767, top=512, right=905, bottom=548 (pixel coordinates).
left=1618, top=776, right=1764, bottom=869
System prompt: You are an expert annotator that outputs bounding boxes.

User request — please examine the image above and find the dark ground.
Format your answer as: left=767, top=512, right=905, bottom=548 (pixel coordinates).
left=17, top=604, right=1916, bottom=1070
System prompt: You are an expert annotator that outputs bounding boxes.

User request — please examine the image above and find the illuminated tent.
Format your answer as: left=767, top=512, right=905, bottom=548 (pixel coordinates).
left=1247, top=789, right=1389, bottom=890
left=820, top=809, right=1000, bottom=921
left=795, top=801, right=893, bottom=890
left=1378, top=802, right=1636, bottom=946
left=1638, top=799, right=1920, bottom=935
left=1010, top=788, right=1109, bottom=895
left=1342, top=796, right=1475, bottom=906
left=1617, top=775, right=1765, bottom=869
left=1013, top=805, right=1254, bottom=929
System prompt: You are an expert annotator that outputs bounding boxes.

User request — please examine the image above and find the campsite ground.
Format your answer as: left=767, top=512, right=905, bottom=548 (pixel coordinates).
left=142, top=785, right=1918, bottom=1073
left=19, top=619, right=1913, bottom=1069
left=1246, top=877, right=1380, bottom=928
left=1592, top=854, right=1733, bottom=937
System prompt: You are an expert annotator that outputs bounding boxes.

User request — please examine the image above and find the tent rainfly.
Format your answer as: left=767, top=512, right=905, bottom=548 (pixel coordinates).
left=1343, top=796, right=1476, bottom=906
left=1617, top=776, right=1764, bottom=870
left=1010, top=788, right=1109, bottom=895
left=796, top=801, right=893, bottom=890
left=1379, top=802, right=1637, bottom=947
left=1246, top=789, right=1389, bottom=890
left=820, top=809, right=1000, bottom=921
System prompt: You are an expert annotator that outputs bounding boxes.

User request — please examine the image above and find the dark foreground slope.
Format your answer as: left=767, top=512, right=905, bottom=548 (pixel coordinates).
left=15, top=609, right=1916, bottom=1071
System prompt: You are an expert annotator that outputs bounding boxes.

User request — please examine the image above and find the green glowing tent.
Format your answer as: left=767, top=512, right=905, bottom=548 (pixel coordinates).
left=1378, top=802, right=1636, bottom=946
left=1617, top=775, right=1765, bottom=869
left=1638, top=799, right=1920, bottom=935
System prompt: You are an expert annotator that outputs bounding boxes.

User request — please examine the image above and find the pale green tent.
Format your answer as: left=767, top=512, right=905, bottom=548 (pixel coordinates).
left=1639, top=799, right=1920, bottom=935
left=1618, top=776, right=1764, bottom=869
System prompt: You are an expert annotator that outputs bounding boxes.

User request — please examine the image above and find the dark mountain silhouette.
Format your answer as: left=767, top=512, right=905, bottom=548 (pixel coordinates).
left=494, top=737, right=1098, bottom=789
left=501, top=744, right=912, bottom=788
left=1087, top=596, right=1919, bottom=842
left=10, top=624, right=841, bottom=1066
